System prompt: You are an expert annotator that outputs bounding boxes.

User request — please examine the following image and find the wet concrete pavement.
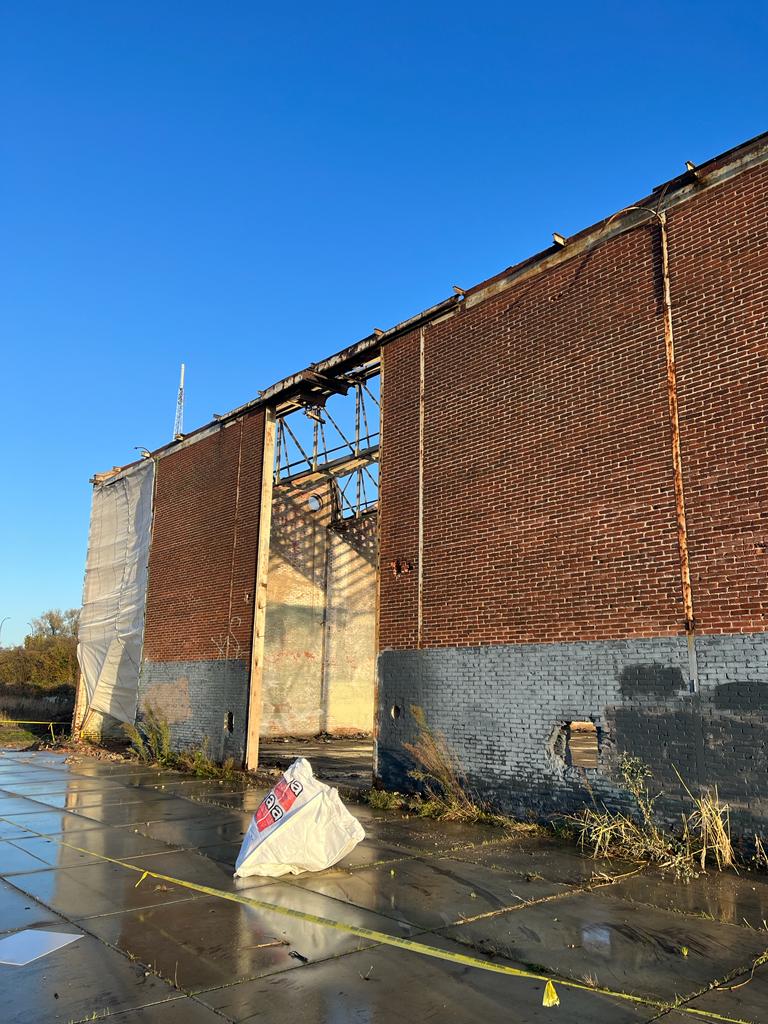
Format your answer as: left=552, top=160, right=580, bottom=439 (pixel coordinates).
left=0, top=750, right=766, bottom=1023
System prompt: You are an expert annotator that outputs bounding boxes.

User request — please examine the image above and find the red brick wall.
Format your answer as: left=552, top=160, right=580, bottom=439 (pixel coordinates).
left=378, top=329, right=421, bottom=649
left=143, top=410, right=264, bottom=662
left=380, top=164, right=768, bottom=651
left=671, top=162, right=768, bottom=635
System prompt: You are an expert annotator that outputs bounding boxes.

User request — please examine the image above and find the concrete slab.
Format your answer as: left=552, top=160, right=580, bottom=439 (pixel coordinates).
left=685, top=961, right=768, bottom=1024
left=83, top=887, right=413, bottom=992
left=195, top=840, right=247, bottom=868
left=349, top=805, right=513, bottom=854
left=0, top=796, right=54, bottom=815
left=9, top=860, right=205, bottom=920
left=3, top=751, right=767, bottom=1024
left=139, top=812, right=252, bottom=848
left=195, top=931, right=667, bottom=1024
left=443, top=890, right=768, bottom=1001
left=13, top=789, right=162, bottom=811
left=0, top=819, right=39, bottom=840
left=0, top=878, right=59, bottom=934
left=0, top=924, right=182, bottom=1024
left=71, top=797, right=237, bottom=827
left=127, top=849, right=280, bottom=894
left=9, top=829, right=181, bottom=867
left=609, top=867, right=768, bottom=930
left=286, top=855, right=570, bottom=930
left=0, top=809, right=111, bottom=837
left=79, top=997, right=233, bottom=1023
left=447, top=834, right=635, bottom=885
left=196, top=789, right=271, bottom=814
left=0, top=839, right=51, bottom=875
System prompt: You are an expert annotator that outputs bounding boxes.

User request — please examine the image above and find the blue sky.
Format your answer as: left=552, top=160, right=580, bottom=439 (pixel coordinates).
left=1, top=3, right=765, bottom=646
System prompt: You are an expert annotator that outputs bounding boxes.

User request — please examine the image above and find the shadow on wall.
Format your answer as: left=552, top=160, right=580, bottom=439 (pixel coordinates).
left=262, top=481, right=377, bottom=738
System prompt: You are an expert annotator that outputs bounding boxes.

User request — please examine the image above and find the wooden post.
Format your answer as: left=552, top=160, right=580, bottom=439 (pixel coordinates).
left=245, top=407, right=276, bottom=771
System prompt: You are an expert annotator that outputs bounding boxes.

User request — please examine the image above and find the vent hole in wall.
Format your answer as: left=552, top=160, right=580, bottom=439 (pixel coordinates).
left=225, top=711, right=234, bottom=733
left=390, top=705, right=401, bottom=721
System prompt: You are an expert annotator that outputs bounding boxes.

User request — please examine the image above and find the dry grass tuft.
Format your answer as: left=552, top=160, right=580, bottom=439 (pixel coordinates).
left=398, top=706, right=539, bottom=831
left=569, top=755, right=735, bottom=876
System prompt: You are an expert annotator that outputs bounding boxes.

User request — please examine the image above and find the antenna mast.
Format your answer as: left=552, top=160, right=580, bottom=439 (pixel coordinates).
left=173, top=363, right=185, bottom=439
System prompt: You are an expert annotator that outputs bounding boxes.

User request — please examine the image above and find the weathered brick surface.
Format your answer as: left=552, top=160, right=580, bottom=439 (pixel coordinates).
left=377, top=154, right=768, bottom=834
left=378, top=633, right=768, bottom=833
left=379, top=164, right=767, bottom=650
left=138, top=659, right=249, bottom=762
left=670, top=161, right=768, bottom=635
left=378, top=328, right=421, bottom=649
left=381, top=226, right=683, bottom=648
left=143, top=410, right=264, bottom=664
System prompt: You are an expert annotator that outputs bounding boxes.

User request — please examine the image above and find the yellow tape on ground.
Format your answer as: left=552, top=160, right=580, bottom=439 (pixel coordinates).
left=0, top=720, right=64, bottom=741
left=0, top=815, right=757, bottom=1024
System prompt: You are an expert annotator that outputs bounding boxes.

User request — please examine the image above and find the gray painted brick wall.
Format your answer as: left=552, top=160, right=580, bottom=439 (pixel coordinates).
left=138, top=659, right=250, bottom=764
left=377, top=633, right=768, bottom=836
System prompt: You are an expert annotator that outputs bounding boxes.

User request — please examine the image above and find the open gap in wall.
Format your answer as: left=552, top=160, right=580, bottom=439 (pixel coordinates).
left=548, top=720, right=600, bottom=770
left=257, top=361, right=380, bottom=788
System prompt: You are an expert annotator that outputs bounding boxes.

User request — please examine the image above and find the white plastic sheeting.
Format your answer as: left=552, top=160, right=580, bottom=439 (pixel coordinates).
left=77, top=460, right=154, bottom=724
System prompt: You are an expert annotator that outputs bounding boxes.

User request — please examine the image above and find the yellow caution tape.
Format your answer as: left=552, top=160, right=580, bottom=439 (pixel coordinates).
left=0, top=816, right=757, bottom=1024
left=0, top=720, right=65, bottom=741
left=542, top=979, right=560, bottom=1007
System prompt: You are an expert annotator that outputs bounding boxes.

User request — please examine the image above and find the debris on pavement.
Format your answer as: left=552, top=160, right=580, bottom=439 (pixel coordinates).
left=235, top=757, right=365, bottom=877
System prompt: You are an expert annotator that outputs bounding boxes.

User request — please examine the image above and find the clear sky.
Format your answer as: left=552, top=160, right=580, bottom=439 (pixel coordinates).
left=1, top=3, right=765, bottom=646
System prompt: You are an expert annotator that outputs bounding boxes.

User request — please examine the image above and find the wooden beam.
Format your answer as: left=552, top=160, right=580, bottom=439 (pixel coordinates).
left=245, top=407, right=276, bottom=771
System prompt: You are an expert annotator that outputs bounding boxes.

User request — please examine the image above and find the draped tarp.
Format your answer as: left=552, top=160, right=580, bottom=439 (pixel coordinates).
left=77, top=459, right=154, bottom=724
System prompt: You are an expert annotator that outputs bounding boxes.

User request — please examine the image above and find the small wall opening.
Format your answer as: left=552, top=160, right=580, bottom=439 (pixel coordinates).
left=566, top=720, right=599, bottom=768
left=548, top=719, right=599, bottom=769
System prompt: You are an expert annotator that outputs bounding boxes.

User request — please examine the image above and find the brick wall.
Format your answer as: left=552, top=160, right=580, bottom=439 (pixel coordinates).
left=380, top=166, right=767, bottom=648
left=381, top=225, right=683, bottom=648
left=143, top=410, right=264, bottom=663
left=139, top=409, right=264, bottom=761
left=377, top=158, right=768, bottom=833
left=670, top=159, right=768, bottom=635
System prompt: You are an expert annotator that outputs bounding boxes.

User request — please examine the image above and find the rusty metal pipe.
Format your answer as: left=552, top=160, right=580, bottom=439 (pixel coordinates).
left=658, top=211, right=698, bottom=692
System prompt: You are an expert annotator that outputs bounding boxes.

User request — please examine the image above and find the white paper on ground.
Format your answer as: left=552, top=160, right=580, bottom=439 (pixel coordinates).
left=0, top=929, right=82, bottom=966
left=235, top=757, right=365, bottom=877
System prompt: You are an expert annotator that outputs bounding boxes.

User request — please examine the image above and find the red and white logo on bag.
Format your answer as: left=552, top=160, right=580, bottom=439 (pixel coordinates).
left=254, top=777, right=304, bottom=832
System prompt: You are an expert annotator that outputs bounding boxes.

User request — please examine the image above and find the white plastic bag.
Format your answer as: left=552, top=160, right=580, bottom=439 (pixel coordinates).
left=235, top=757, right=365, bottom=877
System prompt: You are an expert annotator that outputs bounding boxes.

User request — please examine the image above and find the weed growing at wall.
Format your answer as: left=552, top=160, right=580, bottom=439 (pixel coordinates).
left=124, top=704, right=174, bottom=767
left=569, top=755, right=735, bottom=875
left=371, top=705, right=541, bottom=831
left=124, top=704, right=240, bottom=781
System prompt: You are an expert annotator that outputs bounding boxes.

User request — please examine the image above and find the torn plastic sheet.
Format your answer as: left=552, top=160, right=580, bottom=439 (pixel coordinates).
left=0, top=929, right=82, bottom=966
left=77, top=459, right=154, bottom=725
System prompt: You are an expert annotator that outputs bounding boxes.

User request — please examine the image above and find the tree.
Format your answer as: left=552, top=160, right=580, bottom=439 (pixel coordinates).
left=29, top=608, right=79, bottom=641
left=0, top=608, right=81, bottom=688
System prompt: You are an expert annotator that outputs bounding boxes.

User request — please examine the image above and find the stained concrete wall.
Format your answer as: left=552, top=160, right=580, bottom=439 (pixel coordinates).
left=260, top=482, right=376, bottom=737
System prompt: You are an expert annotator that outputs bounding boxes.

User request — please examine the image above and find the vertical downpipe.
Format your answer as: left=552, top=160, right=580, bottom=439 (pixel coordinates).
left=417, top=327, right=425, bottom=648
left=659, top=211, right=698, bottom=693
